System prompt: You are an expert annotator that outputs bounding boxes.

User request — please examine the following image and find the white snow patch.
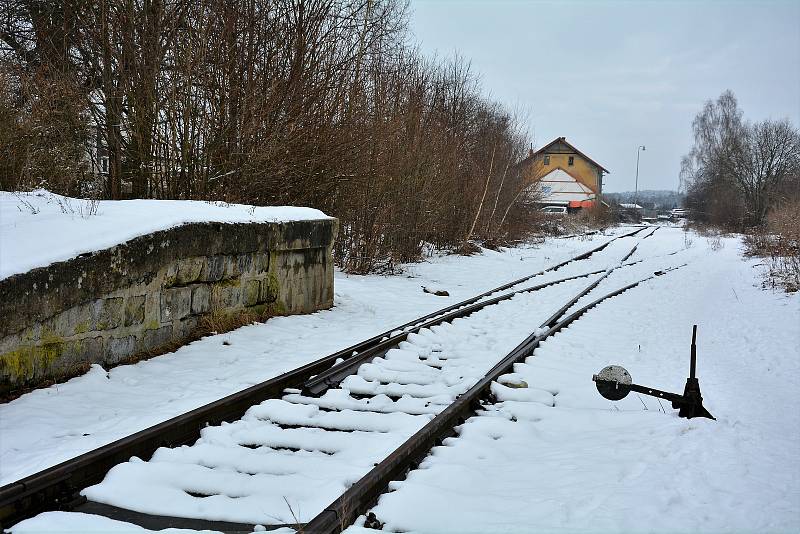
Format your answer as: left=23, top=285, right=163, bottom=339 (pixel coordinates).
left=1, top=229, right=628, bottom=488
left=349, top=229, right=800, bottom=533
left=7, top=511, right=225, bottom=533
left=0, top=190, right=331, bottom=279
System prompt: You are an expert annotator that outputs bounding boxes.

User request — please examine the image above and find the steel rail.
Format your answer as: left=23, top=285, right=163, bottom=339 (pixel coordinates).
left=303, top=228, right=650, bottom=395
left=71, top=235, right=654, bottom=531
left=67, top=263, right=626, bottom=533
left=304, top=263, right=685, bottom=533
left=64, top=268, right=609, bottom=533
left=302, top=268, right=607, bottom=395
left=90, top=237, right=661, bottom=533
left=0, top=228, right=644, bottom=530
left=540, top=226, right=657, bottom=333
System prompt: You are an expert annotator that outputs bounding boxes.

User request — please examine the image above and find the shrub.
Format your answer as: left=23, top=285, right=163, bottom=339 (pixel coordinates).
left=745, top=203, right=800, bottom=292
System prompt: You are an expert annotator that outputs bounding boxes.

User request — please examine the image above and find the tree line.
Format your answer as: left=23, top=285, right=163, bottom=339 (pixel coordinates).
left=0, top=0, right=538, bottom=273
left=604, top=190, right=684, bottom=211
left=681, top=90, right=800, bottom=229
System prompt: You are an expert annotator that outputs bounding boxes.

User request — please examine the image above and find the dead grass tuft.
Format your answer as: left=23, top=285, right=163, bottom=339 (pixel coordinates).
left=744, top=203, right=800, bottom=292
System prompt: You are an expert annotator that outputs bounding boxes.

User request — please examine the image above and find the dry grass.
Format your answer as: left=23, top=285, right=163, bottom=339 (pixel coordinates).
left=536, top=204, right=613, bottom=239
left=199, top=308, right=274, bottom=335
left=282, top=496, right=305, bottom=533
left=707, top=234, right=724, bottom=251
left=684, top=222, right=727, bottom=251
left=744, top=203, right=800, bottom=292
left=0, top=362, right=92, bottom=403
left=576, top=203, right=614, bottom=229
left=124, top=307, right=278, bottom=365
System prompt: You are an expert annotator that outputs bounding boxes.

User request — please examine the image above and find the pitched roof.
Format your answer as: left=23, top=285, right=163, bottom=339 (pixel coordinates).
left=524, top=137, right=610, bottom=174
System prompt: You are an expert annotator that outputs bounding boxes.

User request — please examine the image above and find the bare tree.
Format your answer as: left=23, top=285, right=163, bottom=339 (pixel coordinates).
left=682, top=90, right=800, bottom=228
left=1, top=0, right=537, bottom=272
left=732, top=119, right=800, bottom=225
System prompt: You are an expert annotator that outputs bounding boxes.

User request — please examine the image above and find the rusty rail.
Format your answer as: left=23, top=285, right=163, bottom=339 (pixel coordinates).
left=305, top=263, right=684, bottom=533
left=0, top=228, right=645, bottom=530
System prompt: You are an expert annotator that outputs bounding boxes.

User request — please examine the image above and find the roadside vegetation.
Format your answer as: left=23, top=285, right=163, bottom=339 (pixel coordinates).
left=743, top=204, right=800, bottom=292
left=680, top=90, right=800, bottom=291
left=0, top=0, right=537, bottom=274
left=534, top=204, right=613, bottom=240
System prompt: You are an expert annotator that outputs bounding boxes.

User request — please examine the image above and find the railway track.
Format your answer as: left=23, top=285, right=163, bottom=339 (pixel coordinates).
left=312, top=257, right=685, bottom=533
left=1, top=227, right=660, bottom=533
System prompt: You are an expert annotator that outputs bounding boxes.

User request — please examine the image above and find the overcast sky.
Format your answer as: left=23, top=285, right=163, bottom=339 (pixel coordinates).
left=409, top=0, right=800, bottom=193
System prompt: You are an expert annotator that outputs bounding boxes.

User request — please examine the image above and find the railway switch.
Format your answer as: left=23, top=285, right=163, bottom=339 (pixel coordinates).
left=592, top=325, right=715, bottom=420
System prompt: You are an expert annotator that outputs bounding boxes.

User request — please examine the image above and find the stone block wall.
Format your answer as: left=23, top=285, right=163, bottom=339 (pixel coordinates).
left=0, top=219, right=337, bottom=394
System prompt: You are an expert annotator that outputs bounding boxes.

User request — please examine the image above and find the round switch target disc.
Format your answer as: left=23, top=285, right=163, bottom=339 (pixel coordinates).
left=595, top=365, right=632, bottom=401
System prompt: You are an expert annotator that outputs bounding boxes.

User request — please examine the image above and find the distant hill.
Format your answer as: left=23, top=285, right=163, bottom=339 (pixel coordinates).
left=604, top=190, right=684, bottom=210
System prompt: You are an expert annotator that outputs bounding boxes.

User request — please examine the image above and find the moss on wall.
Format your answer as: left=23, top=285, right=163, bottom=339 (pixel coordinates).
left=0, top=331, right=64, bottom=383
left=74, top=321, right=90, bottom=335
left=0, top=220, right=337, bottom=396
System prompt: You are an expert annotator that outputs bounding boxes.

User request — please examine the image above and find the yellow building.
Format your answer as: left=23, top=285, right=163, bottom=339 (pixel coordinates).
left=519, top=137, right=609, bottom=208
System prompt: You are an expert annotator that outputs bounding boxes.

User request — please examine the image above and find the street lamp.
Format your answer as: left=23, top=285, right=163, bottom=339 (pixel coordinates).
left=634, top=145, right=646, bottom=206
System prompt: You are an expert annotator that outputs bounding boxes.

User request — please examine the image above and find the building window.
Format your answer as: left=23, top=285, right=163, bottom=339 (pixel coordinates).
left=543, top=155, right=550, bottom=165
left=101, top=157, right=109, bottom=173
left=568, top=156, right=574, bottom=166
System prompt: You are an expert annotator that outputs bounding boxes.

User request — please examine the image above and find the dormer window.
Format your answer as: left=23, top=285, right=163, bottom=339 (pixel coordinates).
left=543, top=155, right=550, bottom=165
left=568, top=156, right=575, bottom=166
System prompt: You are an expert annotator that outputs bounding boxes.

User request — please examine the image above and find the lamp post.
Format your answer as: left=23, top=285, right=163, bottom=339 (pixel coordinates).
left=634, top=145, right=646, bottom=206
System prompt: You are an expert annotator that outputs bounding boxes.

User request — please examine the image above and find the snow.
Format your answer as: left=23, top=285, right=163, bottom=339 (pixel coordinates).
left=79, top=258, right=629, bottom=524
left=8, top=512, right=223, bottom=533
left=6, top=226, right=798, bottom=532
left=0, top=190, right=331, bottom=280
left=345, top=228, right=800, bottom=533
left=0, top=228, right=628, bottom=486
left=7, top=511, right=294, bottom=533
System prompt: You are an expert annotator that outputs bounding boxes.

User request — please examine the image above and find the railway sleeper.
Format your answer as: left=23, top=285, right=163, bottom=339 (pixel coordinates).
left=304, top=260, right=685, bottom=533
left=0, top=228, right=651, bottom=531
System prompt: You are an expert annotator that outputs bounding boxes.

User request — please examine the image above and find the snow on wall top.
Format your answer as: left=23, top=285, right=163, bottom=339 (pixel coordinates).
left=0, top=190, right=333, bottom=280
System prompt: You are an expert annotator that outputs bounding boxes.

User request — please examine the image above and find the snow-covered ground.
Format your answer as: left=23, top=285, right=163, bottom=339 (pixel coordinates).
left=0, top=227, right=628, bottom=486
left=6, top=226, right=800, bottom=533
left=0, top=190, right=330, bottom=279
left=79, top=267, right=609, bottom=525
left=347, top=228, right=800, bottom=534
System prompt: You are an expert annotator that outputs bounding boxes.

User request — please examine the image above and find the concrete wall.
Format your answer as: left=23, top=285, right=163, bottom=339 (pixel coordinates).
left=0, top=219, right=338, bottom=394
